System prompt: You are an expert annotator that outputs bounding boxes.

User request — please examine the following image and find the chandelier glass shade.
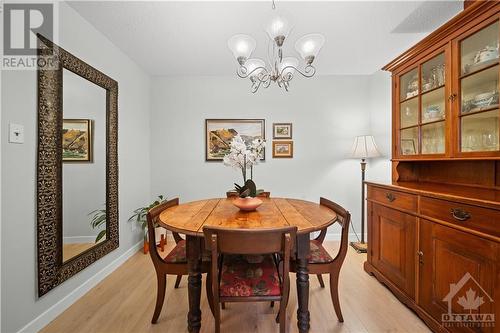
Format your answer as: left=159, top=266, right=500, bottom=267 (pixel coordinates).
left=228, top=6, right=325, bottom=93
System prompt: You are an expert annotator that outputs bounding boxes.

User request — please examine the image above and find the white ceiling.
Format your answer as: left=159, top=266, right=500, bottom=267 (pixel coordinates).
left=68, top=1, right=463, bottom=76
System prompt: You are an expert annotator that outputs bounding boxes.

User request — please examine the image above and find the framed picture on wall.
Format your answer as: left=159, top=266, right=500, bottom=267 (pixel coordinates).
left=272, top=140, right=293, bottom=158
left=273, top=123, right=292, bottom=139
left=62, top=119, right=93, bottom=162
left=205, top=119, right=266, bottom=161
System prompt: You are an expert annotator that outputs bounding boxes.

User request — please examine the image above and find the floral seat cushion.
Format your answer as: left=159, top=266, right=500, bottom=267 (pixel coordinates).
left=163, top=240, right=210, bottom=263
left=220, top=254, right=281, bottom=297
left=308, top=240, right=333, bottom=264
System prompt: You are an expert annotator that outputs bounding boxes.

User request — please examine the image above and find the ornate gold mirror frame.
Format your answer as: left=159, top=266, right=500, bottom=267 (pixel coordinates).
left=37, top=35, right=119, bottom=296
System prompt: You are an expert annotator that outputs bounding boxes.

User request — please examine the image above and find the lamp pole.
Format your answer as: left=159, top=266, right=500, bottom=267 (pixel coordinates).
left=349, top=135, right=380, bottom=254
left=360, top=158, right=366, bottom=244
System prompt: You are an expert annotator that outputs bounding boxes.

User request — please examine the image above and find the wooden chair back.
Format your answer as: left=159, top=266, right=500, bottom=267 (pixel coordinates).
left=319, top=197, right=351, bottom=262
left=226, top=191, right=271, bottom=198
left=203, top=226, right=296, bottom=255
left=146, top=198, right=179, bottom=267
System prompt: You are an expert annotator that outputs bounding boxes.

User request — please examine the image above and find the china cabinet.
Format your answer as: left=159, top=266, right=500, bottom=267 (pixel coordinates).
left=365, top=2, right=500, bottom=333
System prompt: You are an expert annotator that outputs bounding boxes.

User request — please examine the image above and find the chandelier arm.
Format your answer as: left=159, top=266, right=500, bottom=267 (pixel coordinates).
left=279, top=64, right=317, bottom=80
left=251, top=79, right=262, bottom=93
left=263, top=78, right=272, bottom=88
left=237, top=66, right=271, bottom=79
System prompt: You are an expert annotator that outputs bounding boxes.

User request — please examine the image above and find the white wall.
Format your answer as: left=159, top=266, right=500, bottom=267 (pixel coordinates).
left=1, top=3, right=151, bottom=332
left=368, top=70, right=393, bottom=182
left=150, top=74, right=392, bottom=238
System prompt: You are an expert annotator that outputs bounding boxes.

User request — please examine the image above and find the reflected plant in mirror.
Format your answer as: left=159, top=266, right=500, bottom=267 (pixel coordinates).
left=88, top=206, right=107, bottom=243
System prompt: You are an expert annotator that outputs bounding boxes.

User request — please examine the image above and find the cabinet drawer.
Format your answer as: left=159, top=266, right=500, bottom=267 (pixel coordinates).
left=367, top=186, right=417, bottom=212
left=420, top=196, right=500, bottom=238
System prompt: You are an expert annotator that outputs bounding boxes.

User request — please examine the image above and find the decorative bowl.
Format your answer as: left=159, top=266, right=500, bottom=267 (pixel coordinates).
left=424, top=105, right=442, bottom=121
left=473, top=92, right=496, bottom=108
left=474, top=46, right=499, bottom=65
left=232, top=197, right=263, bottom=211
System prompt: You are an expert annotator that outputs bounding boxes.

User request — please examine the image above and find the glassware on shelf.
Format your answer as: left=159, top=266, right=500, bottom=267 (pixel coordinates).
left=401, top=127, right=418, bottom=155
left=461, top=110, right=499, bottom=152
left=422, top=122, right=445, bottom=154
left=461, top=21, right=499, bottom=75
left=422, top=87, right=445, bottom=123
left=400, top=98, right=418, bottom=128
left=400, top=69, right=419, bottom=101
left=422, top=53, right=445, bottom=92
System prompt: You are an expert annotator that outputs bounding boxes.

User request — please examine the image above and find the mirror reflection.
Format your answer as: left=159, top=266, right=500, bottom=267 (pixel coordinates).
left=62, top=68, right=107, bottom=262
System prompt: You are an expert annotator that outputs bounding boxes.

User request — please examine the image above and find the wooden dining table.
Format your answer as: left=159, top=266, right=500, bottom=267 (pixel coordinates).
left=158, top=197, right=337, bottom=333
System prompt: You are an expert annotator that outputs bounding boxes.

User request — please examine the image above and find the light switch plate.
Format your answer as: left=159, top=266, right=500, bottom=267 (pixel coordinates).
left=9, top=123, right=24, bottom=144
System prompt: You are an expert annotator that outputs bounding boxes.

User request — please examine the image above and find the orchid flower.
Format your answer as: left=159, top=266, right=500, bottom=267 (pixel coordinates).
left=223, top=135, right=266, bottom=182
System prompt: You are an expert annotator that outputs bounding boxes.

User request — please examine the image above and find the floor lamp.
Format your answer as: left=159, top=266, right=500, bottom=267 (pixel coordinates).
left=350, top=135, right=381, bottom=253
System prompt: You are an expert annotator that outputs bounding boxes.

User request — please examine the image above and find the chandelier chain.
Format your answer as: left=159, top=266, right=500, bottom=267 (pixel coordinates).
left=272, top=0, right=276, bottom=10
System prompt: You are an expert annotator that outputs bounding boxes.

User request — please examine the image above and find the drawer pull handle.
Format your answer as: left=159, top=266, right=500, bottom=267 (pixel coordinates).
left=451, top=208, right=471, bottom=221
left=386, top=193, right=396, bottom=202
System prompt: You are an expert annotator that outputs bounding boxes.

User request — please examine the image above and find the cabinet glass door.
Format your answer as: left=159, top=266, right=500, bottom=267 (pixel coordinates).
left=459, top=20, right=500, bottom=153
left=399, top=68, right=419, bottom=156
left=398, top=51, right=446, bottom=156
left=421, top=53, right=446, bottom=154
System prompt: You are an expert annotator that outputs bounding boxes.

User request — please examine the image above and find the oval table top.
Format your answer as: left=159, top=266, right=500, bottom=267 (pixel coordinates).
left=158, top=197, right=338, bottom=236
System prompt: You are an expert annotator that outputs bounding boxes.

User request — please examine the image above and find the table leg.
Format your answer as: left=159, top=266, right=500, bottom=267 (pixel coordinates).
left=296, top=233, right=310, bottom=333
left=186, top=235, right=202, bottom=333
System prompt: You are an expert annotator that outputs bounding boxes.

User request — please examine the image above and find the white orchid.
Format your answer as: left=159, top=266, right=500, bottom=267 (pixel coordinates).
left=223, top=135, right=266, bottom=182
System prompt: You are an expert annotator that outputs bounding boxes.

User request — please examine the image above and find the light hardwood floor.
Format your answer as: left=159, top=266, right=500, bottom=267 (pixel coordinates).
left=63, top=243, right=98, bottom=262
left=41, top=242, right=430, bottom=333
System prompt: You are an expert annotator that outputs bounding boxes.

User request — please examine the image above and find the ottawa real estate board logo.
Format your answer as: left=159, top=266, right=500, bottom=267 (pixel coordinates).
left=2, top=2, right=56, bottom=69
left=442, top=272, right=495, bottom=328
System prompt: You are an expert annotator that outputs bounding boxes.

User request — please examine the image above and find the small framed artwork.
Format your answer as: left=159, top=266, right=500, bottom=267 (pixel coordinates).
left=205, top=119, right=266, bottom=161
left=273, top=140, right=293, bottom=158
left=401, top=139, right=417, bottom=155
left=273, top=123, right=292, bottom=139
left=62, top=119, right=93, bottom=162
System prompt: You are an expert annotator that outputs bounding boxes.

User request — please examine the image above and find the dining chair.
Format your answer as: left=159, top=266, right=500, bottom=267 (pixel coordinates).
left=290, top=197, right=351, bottom=322
left=147, top=198, right=212, bottom=324
left=203, top=226, right=296, bottom=333
left=226, top=191, right=271, bottom=198
left=223, top=191, right=273, bottom=309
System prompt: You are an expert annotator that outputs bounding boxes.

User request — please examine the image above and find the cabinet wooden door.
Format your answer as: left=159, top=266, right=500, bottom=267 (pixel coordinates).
left=371, top=203, right=416, bottom=298
left=419, top=219, right=498, bottom=333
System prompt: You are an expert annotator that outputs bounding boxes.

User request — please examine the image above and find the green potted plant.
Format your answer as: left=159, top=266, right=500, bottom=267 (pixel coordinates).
left=89, top=207, right=107, bottom=243
left=128, top=195, right=168, bottom=254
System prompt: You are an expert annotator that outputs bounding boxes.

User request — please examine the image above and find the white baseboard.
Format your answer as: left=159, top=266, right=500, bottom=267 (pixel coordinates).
left=17, top=241, right=143, bottom=333
left=63, top=236, right=96, bottom=244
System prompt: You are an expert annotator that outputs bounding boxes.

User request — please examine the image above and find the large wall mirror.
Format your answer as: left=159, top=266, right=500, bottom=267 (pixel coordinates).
left=37, top=35, right=118, bottom=296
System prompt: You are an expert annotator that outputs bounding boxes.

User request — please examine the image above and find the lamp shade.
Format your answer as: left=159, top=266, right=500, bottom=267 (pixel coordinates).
left=351, top=135, right=381, bottom=159
left=280, top=57, right=299, bottom=76
left=266, top=13, right=293, bottom=43
left=227, top=34, right=257, bottom=65
left=244, top=58, right=266, bottom=77
left=295, top=33, right=325, bottom=64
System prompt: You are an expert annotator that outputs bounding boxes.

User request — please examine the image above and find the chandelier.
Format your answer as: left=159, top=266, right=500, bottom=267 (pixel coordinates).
left=227, top=1, right=325, bottom=93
